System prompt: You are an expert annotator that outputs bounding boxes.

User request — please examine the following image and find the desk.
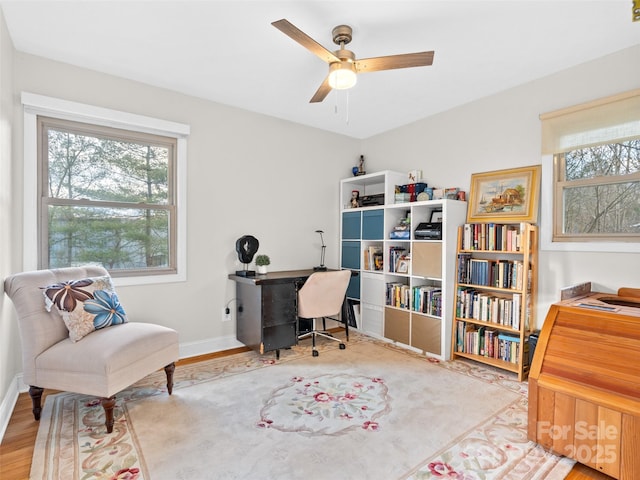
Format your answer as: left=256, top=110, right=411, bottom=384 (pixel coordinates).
left=228, top=269, right=355, bottom=358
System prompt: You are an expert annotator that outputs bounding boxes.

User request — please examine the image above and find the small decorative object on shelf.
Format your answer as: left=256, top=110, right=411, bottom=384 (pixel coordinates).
left=351, top=190, right=360, bottom=208
left=408, top=169, right=422, bottom=182
left=255, top=254, right=270, bottom=274
left=396, top=258, right=410, bottom=274
left=235, top=235, right=259, bottom=277
left=389, top=211, right=411, bottom=239
left=352, top=155, right=366, bottom=176
left=430, top=210, right=443, bottom=223
left=395, top=182, right=428, bottom=203
left=445, top=188, right=459, bottom=199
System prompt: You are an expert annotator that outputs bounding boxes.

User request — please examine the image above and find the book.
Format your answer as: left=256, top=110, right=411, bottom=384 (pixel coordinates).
left=373, top=253, right=384, bottom=271
left=364, top=245, right=383, bottom=271
left=388, top=246, right=408, bottom=273
left=461, top=223, right=525, bottom=252
left=463, top=223, right=472, bottom=250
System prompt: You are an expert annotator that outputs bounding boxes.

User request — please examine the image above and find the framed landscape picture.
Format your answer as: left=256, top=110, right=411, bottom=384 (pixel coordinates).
left=467, top=165, right=541, bottom=223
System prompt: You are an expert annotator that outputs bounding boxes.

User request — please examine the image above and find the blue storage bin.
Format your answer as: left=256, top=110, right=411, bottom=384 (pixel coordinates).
left=346, top=274, right=361, bottom=300
left=362, top=209, right=384, bottom=240
left=342, top=211, right=361, bottom=240
left=341, top=241, right=361, bottom=270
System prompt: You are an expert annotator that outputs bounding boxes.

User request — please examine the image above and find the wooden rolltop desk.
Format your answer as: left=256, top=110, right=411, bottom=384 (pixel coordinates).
left=528, top=288, right=640, bottom=479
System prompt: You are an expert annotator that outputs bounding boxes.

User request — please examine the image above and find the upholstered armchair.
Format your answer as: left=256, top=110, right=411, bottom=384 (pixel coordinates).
left=4, top=266, right=179, bottom=433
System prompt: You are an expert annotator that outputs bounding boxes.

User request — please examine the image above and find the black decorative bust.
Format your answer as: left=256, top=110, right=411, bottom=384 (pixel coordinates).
left=235, top=235, right=259, bottom=277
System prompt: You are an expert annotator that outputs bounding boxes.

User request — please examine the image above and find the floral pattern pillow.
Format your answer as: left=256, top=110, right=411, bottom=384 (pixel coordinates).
left=42, top=276, right=127, bottom=342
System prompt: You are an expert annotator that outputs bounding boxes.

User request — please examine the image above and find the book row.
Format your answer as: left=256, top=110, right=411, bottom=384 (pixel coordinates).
left=388, top=246, right=410, bottom=274
left=455, top=287, right=522, bottom=329
left=461, top=223, right=526, bottom=252
left=455, top=322, right=529, bottom=365
left=385, top=282, right=443, bottom=316
left=363, top=245, right=412, bottom=273
left=363, top=245, right=383, bottom=271
left=457, top=254, right=526, bottom=290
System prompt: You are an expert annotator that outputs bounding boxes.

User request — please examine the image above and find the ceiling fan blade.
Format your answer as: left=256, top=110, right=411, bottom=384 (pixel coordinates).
left=272, top=19, right=340, bottom=64
left=310, top=76, right=332, bottom=103
left=356, top=51, right=434, bottom=73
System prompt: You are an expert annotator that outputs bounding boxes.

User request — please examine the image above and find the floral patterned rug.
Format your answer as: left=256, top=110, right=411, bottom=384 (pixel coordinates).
left=258, top=372, right=391, bottom=435
left=30, top=333, right=574, bottom=479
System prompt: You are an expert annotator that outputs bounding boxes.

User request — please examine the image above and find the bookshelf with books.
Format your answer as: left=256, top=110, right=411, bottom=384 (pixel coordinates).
left=340, top=171, right=467, bottom=360
left=451, top=222, right=538, bottom=381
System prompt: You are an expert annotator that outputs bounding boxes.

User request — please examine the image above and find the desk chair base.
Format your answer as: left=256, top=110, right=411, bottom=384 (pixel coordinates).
left=298, top=317, right=347, bottom=357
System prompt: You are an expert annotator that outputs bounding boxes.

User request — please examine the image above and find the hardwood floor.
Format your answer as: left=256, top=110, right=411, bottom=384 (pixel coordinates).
left=0, top=349, right=613, bottom=480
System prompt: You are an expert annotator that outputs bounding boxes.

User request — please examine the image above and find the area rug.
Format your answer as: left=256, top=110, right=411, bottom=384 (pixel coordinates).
left=30, top=333, right=574, bottom=479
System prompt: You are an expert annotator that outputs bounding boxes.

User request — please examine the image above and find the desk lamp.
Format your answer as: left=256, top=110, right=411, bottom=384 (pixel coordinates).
left=314, top=230, right=327, bottom=271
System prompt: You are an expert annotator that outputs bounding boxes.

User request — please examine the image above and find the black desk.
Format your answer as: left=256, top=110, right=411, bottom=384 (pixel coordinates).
left=228, top=269, right=355, bottom=358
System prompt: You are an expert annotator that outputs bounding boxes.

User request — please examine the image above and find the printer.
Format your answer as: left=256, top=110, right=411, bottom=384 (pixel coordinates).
left=414, top=222, right=442, bottom=240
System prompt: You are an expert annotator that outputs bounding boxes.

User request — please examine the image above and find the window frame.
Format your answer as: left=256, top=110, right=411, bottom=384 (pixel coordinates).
left=540, top=90, right=640, bottom=253
left=552, top=144, right=640, bottom=243
left=22, top=92, right=190, bottom=285
left=38, top=116, right=178, bottom=277
left=541, top=154, right=640, bottom=253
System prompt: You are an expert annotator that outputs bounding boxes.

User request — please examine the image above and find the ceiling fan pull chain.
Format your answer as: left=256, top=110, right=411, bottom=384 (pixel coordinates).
left=346, top=90, right=350, bottom=124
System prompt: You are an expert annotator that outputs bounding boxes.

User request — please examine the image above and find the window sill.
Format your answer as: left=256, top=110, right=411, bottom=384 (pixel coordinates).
left=113, top=271, right=186, bottom=287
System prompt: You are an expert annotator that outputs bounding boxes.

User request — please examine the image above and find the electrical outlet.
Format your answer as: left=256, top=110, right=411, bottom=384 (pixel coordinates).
left=222, top=307, right=231, bottom=322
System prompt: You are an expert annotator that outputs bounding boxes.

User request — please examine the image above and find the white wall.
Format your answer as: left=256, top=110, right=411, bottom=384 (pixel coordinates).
left=0, top=6, right=20, bottom=437
left=363, top=45, right=640, bottom=327
left=2, top=52, right=361, bottom=392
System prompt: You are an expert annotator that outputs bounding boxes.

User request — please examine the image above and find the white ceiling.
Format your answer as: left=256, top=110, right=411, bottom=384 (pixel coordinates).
left=1, top=1, right=639, bottom=139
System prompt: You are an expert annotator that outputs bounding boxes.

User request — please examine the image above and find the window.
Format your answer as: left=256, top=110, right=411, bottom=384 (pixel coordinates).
left=39, top=117, right=177, bottom=276
left=554, top=140, right=640, bottom=241
left=23, top=93, right=189, bottom=284
left=540, top=89, right=640, bottom=250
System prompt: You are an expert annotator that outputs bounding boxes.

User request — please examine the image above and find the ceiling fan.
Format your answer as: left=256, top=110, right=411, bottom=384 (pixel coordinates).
left=272, top=19, right=434, bottom=103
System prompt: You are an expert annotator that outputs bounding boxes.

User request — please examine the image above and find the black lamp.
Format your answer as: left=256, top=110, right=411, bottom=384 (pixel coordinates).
left=314, top=230, right=327, bottom=271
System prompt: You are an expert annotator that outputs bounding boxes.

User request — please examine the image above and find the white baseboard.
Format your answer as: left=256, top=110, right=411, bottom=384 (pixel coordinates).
left=179, top=335, right=245, bottom=360
left=0, top=374, right=25, bottom=444
left=0, top=336, right=244, bottom=443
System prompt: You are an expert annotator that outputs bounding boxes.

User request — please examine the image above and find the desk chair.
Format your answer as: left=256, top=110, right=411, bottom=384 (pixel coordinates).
left=297, top=269, right=351, bottom=357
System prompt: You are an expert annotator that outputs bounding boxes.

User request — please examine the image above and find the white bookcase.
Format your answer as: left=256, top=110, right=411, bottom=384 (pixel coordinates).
left=340, top=171, right=467, bottom=360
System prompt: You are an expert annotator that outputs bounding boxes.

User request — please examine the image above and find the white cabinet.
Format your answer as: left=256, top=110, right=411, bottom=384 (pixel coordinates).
left=340, top=171, right=467, bottom=360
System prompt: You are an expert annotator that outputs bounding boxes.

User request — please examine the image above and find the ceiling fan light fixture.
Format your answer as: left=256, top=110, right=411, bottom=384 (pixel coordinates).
left=272, top=19, right=434, bottom=103
left=328, top=62, right=357, bottom=90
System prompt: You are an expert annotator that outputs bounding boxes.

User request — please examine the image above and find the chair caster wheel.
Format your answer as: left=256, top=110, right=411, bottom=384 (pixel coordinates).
left=339, top=343, right=346, bottom=350
left=312, top=350, right=319, bottom=357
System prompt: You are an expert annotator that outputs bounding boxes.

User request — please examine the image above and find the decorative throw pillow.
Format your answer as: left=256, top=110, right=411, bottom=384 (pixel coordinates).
left=42, top=276, right=127, bottom=342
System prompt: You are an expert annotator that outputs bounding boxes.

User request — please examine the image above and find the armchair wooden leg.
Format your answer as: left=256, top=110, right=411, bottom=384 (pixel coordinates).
left=164, top=362, right=175, bottom=395
left=29, top=386, right=44, bottom=421
left=102, top=396, right=116, bottom=433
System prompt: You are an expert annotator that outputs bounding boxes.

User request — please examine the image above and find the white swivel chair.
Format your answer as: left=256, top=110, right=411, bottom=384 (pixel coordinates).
left=297, top=269, right=352, bottom=357
left=4, top=266, right=179, bottom=433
